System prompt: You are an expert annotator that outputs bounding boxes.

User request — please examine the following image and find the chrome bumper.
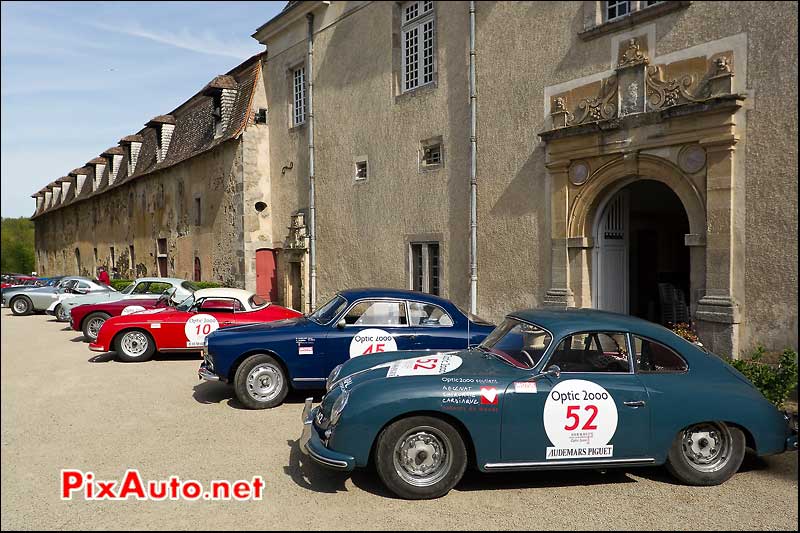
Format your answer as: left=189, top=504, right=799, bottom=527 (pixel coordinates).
left=198, top=363, right=220, bottom=381
left=299, top=398, right=355, bottom=471
left=88, top=344, right=107, bottom=352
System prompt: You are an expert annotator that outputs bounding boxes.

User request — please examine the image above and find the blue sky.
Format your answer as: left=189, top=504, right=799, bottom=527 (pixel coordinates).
left=1, top=0, right=284, bottom=218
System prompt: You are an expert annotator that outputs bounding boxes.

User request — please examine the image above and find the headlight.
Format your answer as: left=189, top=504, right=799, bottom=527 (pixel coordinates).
left=329, top=389, right=349, bottom=426
left=326, top=364, right=343, bottom=392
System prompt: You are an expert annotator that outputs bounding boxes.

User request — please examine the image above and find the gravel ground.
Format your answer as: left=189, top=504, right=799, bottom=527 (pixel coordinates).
left=1, top=308, right=797, bottom=530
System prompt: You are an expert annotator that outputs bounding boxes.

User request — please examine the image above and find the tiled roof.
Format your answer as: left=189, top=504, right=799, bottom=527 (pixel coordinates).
left=87, top=157, right=107, bottom=165
left=32, top=52, right=265, bottom=218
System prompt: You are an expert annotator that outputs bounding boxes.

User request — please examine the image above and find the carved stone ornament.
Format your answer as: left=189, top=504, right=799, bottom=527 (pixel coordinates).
left=568, top=160, right=591, bottom=185
left=714, top=56, right=731, bottom=74
left=618, top=38, right=648, bottom=68
left=570, top=75, right=618, bottom=125
left=645, top=65, right=706, bottom=110
left=286, top=212, right=308, bottom=250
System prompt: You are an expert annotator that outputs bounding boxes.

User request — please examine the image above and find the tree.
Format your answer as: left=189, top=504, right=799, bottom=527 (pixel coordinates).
left=1, top=217, right=35, bottom=274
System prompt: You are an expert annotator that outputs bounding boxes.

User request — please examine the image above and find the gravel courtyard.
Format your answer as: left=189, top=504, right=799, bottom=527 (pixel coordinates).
left=1, top=309, right=797, bottom=530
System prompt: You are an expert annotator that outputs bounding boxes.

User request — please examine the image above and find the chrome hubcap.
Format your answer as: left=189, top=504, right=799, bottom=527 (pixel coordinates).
left=246, top=364, right=283, bottom=402
left=681, top=422, right=731, bottom=472
left=57, top=306, right=69, bottom=321
left=393, top=427, right=452, bottom=487
left=87, top=318, right=105, bottom=339
left=121, top=332, right=148, bottom=357
left=12, top=300, right=26, bottom=313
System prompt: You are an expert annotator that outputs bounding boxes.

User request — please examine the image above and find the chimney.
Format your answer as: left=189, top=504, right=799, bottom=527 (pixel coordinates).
left=69, top=167, right=91, bottom=196
left=202, top=75, right=237, bottom=137
left=146, top=115, right=176, bottom=163
left=101, top=146, right=125, bottom=184
left=87, top=157, right=107, bottom=191
left=120, top=135, right=144, bottom=175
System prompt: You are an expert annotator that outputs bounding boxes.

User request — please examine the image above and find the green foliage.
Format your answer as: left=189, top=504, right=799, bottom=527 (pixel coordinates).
left=1, top=217, right=35, bottom=275
left=109, top=279, right=221, bottom=291
left=727, top=347, right=798, bottom=408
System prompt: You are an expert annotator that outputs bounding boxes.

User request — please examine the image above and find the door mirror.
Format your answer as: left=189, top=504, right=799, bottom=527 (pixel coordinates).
left=532, top=364, right=561, bottom=382
left=337, top=319, right=346, bottom=329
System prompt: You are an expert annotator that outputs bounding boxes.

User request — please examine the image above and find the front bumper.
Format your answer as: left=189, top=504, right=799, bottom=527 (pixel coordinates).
left=88, top=342, right=107, bottom=352
left=299, top=398, right=356, bottom=472
left=785, top=412, right=798, bottom=452
left=198, top=362, right=220, bottom=381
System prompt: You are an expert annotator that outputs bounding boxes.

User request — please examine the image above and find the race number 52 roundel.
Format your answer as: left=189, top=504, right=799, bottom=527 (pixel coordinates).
left=348, top=328, right=397, bottom=358
left=543, top=379, right=618, bottom=460
left=185, top=314, right=220, bottom=348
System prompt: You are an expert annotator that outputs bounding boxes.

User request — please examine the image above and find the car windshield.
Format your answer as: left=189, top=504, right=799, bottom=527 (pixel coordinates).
left=478, top=317, right=552, bottom=370
left=181, top=281, right=199, bottom=293
left=249, top=294, right=269, bottom=309
left=176, top=294, right=195, bottom=312
left=120, top=283, right=135, bottom=294
left=455, top=304, right=493, bottom=326
left=308, top=294, right=348, bottom=324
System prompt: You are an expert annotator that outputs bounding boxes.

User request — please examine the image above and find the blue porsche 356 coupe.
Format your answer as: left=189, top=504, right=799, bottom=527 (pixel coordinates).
left=299, top=308, right=798, bottom=499
left=198, top=288, right=495, bottom=409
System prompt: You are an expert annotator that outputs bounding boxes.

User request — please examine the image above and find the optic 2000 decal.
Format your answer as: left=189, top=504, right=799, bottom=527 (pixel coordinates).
left=543, top=379, right=618, bottom=460
left=348, top=329, right=398, bottom=358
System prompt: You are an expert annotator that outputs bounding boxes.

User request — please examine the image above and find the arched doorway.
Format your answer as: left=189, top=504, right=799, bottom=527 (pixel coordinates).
left=593, top=180, right=690, bottom=325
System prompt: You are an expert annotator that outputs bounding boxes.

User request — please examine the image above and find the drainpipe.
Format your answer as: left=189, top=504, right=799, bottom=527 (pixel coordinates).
left=468, top=1, right=478, bottom=314
left=306, top=12, right=317, bottom=311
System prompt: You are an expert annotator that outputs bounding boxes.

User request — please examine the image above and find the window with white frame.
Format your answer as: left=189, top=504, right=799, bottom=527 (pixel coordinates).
left=605, top=0, right=630, bottom=21
left=401, top=0, right=435, bottom=92
left=410, top=242, right=440, bottom=295
left=292, top=66, right=306, bottom=126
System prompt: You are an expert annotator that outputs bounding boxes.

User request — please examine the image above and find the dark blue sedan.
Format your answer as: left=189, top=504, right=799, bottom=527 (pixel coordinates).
left=198, top=288, right=495, bottom=409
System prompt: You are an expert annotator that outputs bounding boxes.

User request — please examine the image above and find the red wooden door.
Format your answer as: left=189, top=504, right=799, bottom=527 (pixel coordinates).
left=255, top=249, right=278, bottom=302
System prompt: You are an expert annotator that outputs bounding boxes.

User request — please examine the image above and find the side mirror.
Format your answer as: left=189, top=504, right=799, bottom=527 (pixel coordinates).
left=337, top=319, right=346, bottom=329
left=545, top=365, right=561, bottom=379
left=532, top=364, right=561, bottom=382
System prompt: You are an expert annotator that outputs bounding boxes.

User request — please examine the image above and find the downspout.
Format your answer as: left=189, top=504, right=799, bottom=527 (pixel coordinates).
left=306, top=12, right=317, bottom=311
left=468, top=1, right=478, bottom=314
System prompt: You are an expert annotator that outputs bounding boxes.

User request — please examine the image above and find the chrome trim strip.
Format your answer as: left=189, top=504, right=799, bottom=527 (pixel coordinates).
left=484, top=457, right=656, bottom=470
left=293, top=377, right=326, bottom=382
left=198, top=367, right=220, bottom=381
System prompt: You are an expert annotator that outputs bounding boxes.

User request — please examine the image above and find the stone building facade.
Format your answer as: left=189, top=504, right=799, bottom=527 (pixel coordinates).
left=251, top=0, right=797, bottom=357
left=32, top=1, right=798, bottom=357
left=31, top=53, right=275, bottom=292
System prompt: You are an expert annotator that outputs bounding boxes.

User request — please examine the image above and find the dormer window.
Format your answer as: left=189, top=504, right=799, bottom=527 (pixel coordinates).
left=212, top=92, right=223, bottom=136
left=202, top=75, right=237, bottom=137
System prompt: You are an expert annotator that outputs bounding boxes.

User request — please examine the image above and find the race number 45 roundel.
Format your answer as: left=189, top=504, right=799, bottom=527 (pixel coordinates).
left=185, top=314, right=220, bottom=348
left=349, top=328, right=397, bottom=358
left=543, top=379, right=618, bottom=460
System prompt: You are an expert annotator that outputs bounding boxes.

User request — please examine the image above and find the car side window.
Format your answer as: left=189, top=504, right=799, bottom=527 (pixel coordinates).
left=548, top=332, right=631, bottom=373
left=408, top=302, right=453, bottom=327
left=632, top=336, right=688, bottom=373
left=77, top=281, right=91, bottom=289
left=344, top=300, right=407, bottom=326
left=132, top=282, right=150, bottom=294
left=146, top=282, right=171, bottom=294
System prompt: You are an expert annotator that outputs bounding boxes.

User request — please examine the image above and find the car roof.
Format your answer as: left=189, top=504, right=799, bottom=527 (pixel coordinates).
left=132, top=277, right=187, bottom=284
left=336, top=288, right=458, bottom=308
left=193, top=288, right=255, bottom=301
left=509, top=307, right=675, bottom=339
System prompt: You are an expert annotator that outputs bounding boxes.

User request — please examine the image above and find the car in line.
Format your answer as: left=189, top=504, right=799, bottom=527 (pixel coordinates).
left=299, top=307, right=798, bottom=499
left=2, top=277, right=106, bottom=316
left=198, top=288, right=496, bottom=410
left=70, top=297, right=172, bottom=342
left=89, top=288, right=302, bottom=362
left=50, top=277, right=196, bottom=322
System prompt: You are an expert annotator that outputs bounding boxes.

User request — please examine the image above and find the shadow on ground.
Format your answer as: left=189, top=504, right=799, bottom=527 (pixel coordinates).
left=192, top=382, right=320, bottom=410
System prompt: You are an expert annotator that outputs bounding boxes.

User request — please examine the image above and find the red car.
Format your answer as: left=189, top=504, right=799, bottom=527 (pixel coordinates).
left=89, top=288, right=302, bottom=362
left=70, top=298, right=167, bottom=342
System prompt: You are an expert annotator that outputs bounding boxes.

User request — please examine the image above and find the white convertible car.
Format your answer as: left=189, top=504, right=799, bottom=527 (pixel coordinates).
left=47, top=277, right=197, bottom=322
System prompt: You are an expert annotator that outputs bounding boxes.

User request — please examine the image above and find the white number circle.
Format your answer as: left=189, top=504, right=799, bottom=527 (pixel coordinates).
left=121, top=305, right=146, bottom=316
left=543, top=379, right=618, bottom=449
left=348, top=328, right=397, bottom=358
left=185, top=314, right=220, bottom=346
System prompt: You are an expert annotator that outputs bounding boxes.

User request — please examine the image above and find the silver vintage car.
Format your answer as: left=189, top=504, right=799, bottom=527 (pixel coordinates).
left=2, top=277, right=111, bottom=316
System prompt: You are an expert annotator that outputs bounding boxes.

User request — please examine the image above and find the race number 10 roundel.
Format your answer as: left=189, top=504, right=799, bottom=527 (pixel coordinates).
left=543, top=379, right=618, bottom=460
left=185, top=314, right=220, bottom=347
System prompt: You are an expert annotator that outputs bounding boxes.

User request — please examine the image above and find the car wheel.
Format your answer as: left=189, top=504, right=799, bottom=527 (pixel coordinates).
left=82, top=312, right=110, bottom=341
left=375, top=416, right=467, bottom=500
left=114, top=329, right=156, bottom=362
left=665, top=421, right=745, bottom=486
left=55, top=304, right=70, bottom=322
left=10, top=296, right=32, bottom=316
left=234, top=354, right=289, bottom=409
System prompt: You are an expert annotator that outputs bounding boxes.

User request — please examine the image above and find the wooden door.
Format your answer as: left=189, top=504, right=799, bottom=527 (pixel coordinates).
left=255, top=249, right=278, bottom=302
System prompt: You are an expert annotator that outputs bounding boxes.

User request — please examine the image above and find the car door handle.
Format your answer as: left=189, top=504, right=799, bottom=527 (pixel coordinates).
left=222, top=321, right=234, bottom=326
left=624, top=400, right=646, bottom=408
